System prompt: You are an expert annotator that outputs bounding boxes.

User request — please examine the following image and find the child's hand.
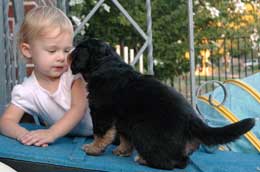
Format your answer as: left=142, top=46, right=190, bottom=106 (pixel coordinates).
left=17, top=129, right=57, bottom=147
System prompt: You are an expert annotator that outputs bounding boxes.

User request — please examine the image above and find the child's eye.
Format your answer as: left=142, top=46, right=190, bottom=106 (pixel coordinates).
left=48, top=50, right=56, bottom=53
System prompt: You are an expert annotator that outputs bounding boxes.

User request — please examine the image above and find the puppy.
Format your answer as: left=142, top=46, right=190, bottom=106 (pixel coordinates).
left=70, top=39, right=255, bottom=170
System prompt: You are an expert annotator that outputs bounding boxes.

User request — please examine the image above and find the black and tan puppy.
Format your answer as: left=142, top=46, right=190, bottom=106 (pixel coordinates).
left=70, top=39, right=255, bottom=170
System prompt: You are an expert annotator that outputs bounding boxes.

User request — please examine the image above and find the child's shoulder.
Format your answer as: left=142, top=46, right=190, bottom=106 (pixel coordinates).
left=11, top=74, right=39, bottom=114
left=19, top=73, right=37, bottom=89
left=12, top=73, right=36, bottom=96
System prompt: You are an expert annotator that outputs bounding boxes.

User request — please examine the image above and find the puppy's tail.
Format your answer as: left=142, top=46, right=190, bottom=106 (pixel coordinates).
left=190, top=117, right=255, bottom=146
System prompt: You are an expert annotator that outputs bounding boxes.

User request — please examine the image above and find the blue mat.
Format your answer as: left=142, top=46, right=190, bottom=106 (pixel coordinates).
left=0, top=123, right=259, bottom=172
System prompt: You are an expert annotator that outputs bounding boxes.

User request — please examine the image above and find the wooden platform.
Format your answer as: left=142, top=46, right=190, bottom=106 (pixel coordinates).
left=0, top=123, right=259, bottom=172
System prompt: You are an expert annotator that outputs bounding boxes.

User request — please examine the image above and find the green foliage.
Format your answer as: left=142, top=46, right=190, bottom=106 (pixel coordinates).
left=69, top=0, right=145, bottom=47
left=69, top=0, right=260, bottom=81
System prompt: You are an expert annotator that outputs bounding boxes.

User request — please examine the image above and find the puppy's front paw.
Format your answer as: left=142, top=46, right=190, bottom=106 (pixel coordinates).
left=112, top=146, right=132, bottom=157
left=82, top=143, right=104, bottom=156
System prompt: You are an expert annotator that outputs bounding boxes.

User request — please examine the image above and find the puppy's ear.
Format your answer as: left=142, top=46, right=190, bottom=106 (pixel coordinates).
left=104, top=43, right=117, bottom=57
left=70, top=45, right=92, bottom=75
left=67, top=53, right=72, bottom=65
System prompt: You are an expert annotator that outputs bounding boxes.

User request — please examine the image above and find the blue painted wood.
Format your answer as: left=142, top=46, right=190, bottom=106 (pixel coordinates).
left=0, top=123, right=259, bottom=172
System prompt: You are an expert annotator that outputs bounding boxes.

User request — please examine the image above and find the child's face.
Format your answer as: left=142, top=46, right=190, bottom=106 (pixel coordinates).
left=22, top=28, right=73, bottom=80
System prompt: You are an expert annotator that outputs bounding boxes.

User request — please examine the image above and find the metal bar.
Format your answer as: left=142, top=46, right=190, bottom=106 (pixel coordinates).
left=205, top=60, right=208, bottom=93
left=237, top=38, right=241, bottom=78
left=231, top=39, right=234, bottom=78
left=251, top=47, right=254, bottom=74
left=74, top=0, right=105, bottom=37
left=244, top=37, right=248, bottom=77
left=198, top=62, right=201, bottom=87
left=111, top=0, right=147, bottom=40
left=187, top=0, right=196, bottom=108
left=57, top=0, right=67, bottom=13
left=10, top=40, right=16, bottom=88
left=11, top=30, right=17, bottom=86
left=131, top=40, right=148, bottom=65
left=11, top=2, right=18, bottom=87
left=210, top=45, right=214, bottom=82
left=3, top=0, right=11, bottom=101
left=224, top=38, right=227, bottom=80
left=12, top=0, right=25, bottom=83
left=146, top=0, right=153, bottom=75
left=0, top=0, right=7, bottom=110
left=217, top=49, right=221, bottom=81
left=40, top=0, right=47, bottom=6
left=248, top=37, right=253, bottom=75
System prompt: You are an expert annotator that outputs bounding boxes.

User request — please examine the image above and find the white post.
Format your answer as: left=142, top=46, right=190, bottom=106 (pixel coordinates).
left=130, top=49, right=134, bottom=63
left=124, top=46, right=129, bottom=64
left=115, top=45, right=120, bottom=55
left=139, top=54, right=144, bottom=73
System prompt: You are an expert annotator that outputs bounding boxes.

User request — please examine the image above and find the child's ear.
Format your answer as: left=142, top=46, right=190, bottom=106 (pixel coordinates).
left=20, top=43, right=32, bottom=59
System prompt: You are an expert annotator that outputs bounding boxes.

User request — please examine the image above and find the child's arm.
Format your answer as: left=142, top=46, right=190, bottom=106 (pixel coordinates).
left=0, top=104, right=29, bottom=140
left=50, top=78, right=88, bottom=136
left=19, top=78, right=88, bottom=146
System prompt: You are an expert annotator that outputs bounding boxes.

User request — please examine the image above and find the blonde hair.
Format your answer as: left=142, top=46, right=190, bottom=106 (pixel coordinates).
left=18, top=6, right=73, bottom=45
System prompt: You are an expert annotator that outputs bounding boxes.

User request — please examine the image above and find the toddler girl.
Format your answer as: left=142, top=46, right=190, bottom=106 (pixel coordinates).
left=0, top=6, right=93, bottom=147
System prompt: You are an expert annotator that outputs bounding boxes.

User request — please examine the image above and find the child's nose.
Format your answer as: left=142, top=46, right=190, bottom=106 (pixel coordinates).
left=57, top=52, right=66, bottom=62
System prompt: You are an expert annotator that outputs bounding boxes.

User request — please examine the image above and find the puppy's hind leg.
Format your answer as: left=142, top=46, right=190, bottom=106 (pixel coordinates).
left=113, top=134, right=133, bottom=157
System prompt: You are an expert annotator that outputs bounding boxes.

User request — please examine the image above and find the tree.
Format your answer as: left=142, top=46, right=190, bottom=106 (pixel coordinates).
left=69, top=0, right=145, bottom=47
left=69, top=0, right=189, bottom=81
left=68, top=0, right=260, bottom=81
